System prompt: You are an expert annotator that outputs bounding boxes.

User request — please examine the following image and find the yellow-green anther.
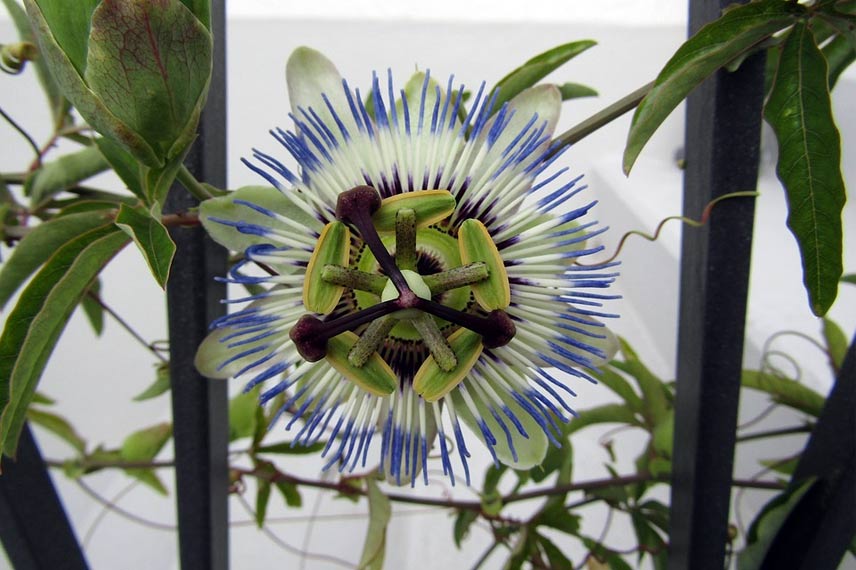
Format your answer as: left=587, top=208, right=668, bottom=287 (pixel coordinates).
left=321, top=265, right=388, bottom=296
left=303, top=222, right=350, bottom=314
left=423, top=262, right=490, bottom=295
left=348, top=316, right=396, bottom=367
left=326, top=331, right=397, bottom=396
left=458, top=219, right=510, bottom=310
left=411, top=314, right=457, bottom=372
left=371, top=190, right=456, bottom=233
left=413, top=328, right=483, bottom=402
left=395, top=208, right=417, bottom=271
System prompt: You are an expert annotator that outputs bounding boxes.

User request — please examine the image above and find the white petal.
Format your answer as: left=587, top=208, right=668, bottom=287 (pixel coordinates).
left=286, top=47, right=358, bottom=138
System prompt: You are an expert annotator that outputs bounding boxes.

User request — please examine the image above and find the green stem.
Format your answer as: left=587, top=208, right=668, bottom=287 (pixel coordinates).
left=0, top=105, right=41, bottom=161
left=548, top=81, right=654, bottom=158
left=737, top=424, right=814, bottom=443
left=176, top=164, right=215, bottom=201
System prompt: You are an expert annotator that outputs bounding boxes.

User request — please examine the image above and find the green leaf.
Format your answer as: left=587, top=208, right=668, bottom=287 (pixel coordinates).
left=842, top=274, right=856, bottom=285
left=114, top=204, right=176, bottom=289
left=530, top=440, right=573, bottom=484
left=275, top=480, right=302, bottom=508
left=133, top=362, right=171, bottom=401
left=358, top=478, right=391, bottom=570
left=536, top=533, right=573, bottom=570
left=79, top=277, right=104, bottom=336
left=26, top=145, right=110, bottom=206
left=119, top=422, right=172, bottom=495
left=24, top=0, right=160, bottom=166
left=591, top=367, right=645, bottom=413
left=256, top=441, right=326, bottom=455
left=228, top=387, right=259, bottom=442
left=651, top=410, right=674, bottom=458
left=612, top=338, right=670, bottom=425
left=453, top=509, right=478, bottom=548
left=760, top=455, right=800, bottom=477
left=536, top=501, right=581, bottom=536
left=177, top=0, right=210, bottom=29
left=85, top=0, right=212, bottom=161
left=822, top=34, right=856, bottom=89
left=27, top=407, right=85, bottom=453
left=254, top=460, right=275, bottom=528
left=738, top=478, right=816, bottom=570
left=765, top=22, right=846, bottom=316
left=94, top=137, right=146, bottom=202
left=631, top=511, right=667, bottom=563
left=822, top=317, right=848, bottom=371
left=0, top=212, right=106, bottom=308
left=557, top=82, right=598, bottom=100
left=566, top=403, right=640, bottom=435
left=491, top=40, right=596, bottom=114
left=624, top=0, right=804, bottom=173
left=741, top=370, right=825, bottom=417
left=0, top=224, right=128, bottom=458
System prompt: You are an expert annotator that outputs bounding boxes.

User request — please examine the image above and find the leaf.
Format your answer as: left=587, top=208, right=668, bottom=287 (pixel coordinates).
left=26, top=145, right=110, bottom=207
left=843, top=274, right=856, bottom=285
left=591, top=367, right=645, bottom=413
left=536, top=501, right=581, bottom=535
left=24, top=0, right=161, bottom=165
left=255, top=441, right=326, bottom=455
left=651, top=410, right=674, bottom=458
left=133, top=362, right=171, bottom=401
left=530, top=440, right=573, bottom=484
left=537, top=533, right=573, bottom=570
left=760, top=455, right=800, bottom=477
left=822, top=317, right=848, bottom=371
left=79, top=277, right=104, bottom=335
left=27, top=407, right=86, bottom=453
left=253, top=460, right=275, bottom=528
left=741, top=370, right=825, bottom=417
left=567, top=403, right=640, bottom=435
left=558, top=82, right=598, bottom=100
left=630, top=512, right=667, bottom=563
left=612, top=338, right=670, bottom=425
left=94, top=136, right=146, bottom=202
left=119, top=422, right=172, bottom=495
left=624, top=0, right=804, bottom=173
left=275, top=480, right=301, bottom=508
left=0, top=224, right=128, bottom=457
left=114, top=203, right=176, bottom=288
left=0, top=212, right=112, bottom=290
left=738, top=478, right=816, bottom=570
left=491, top=40, right=596, bottom=114
left=822, top=34, right=856, bottom=89
left=228, top=387, right=259, bottom=442
left=85, top=0, right=212, bottom=161
left=358, top=478, right=391, bottom=570
left=765, top=22, right=846, bottom=316
left=453, top=509, right=478, bottom=548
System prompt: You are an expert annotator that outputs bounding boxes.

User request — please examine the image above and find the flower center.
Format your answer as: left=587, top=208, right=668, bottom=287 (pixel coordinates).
left=290, top=186, right=516, bottom=395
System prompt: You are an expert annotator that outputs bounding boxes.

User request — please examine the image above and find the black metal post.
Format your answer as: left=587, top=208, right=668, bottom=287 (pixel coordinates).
left=164, top=1, right=229, bottom=569
left=0, top=424, right=89, bottom=569
left=667, top=1, right=766, bottom=568
left=759, top=336, right=855, bottom=569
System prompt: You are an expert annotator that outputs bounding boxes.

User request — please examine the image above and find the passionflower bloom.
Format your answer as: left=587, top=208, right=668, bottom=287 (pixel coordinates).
left=195, top=47, right=618, bottom=485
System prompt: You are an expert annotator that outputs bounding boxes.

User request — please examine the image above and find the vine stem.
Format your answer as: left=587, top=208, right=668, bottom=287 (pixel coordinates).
left=86, top=291, right=169, bottom=363
left=0, top=105, right=41, bottom=162
left=547, top=81, right=654, bottom=158
left=176, top=164, right=216, bottom=201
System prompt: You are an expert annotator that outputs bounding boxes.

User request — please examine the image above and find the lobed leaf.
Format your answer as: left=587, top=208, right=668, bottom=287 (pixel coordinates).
left=0, top=224, right=128, bottom=458
left=119, top=422, right=172, bottom=495
left=26, top=145, right=110, bottom=206
left=491, top=40, right=596, bottom=114
left=27, top=407, right=86, bottom=453
left=114, top=203, right=176, bottom=289
left=623, top=0, right=804, bottom=173
left=358, top=478, right=391, bottom=570
left=0, top=210, right=110, bottom=309
left=741, top=370, right=825, bottom=417
left=133, top=363, right=171, bottom=401
left=765, top=22, right=846, bottom=316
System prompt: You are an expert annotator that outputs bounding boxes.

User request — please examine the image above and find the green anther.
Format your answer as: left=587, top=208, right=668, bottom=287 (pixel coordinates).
left=348, top=316, right=396, bottom=367
left=423, top=262, right=490, bottom=295
left=458, top=219, right=511, bottom=311
left=321, top=265, right=388, bottom=296
left=326, top=331, right=397, bottom=396
left=395, top=208, right=417, bottom=271
left=413, top=328, right=483, bottom=402
left=371, top=190, right=456, bottom=233
left=304, top=222, right=351, bottom=314
left=411, top=314, right=457, bottom=372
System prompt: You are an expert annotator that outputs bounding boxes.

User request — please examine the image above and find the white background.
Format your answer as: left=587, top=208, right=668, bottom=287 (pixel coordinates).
left=1, top=1, right=855, bottom=569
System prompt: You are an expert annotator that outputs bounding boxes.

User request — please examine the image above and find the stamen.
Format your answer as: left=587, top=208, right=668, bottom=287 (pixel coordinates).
left=321, top=265, right=387, bottom=295
left=394, top=208, right=417, bottom=271
left=348, top=316, right=396, bottom=367
left=411, top=314, right=457, bottom=372
left=417, top=301, right=516, bottom=349
left=423, top=262, right=489, bottom=294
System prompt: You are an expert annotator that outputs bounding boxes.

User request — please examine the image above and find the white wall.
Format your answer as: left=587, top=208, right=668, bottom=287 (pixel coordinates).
left=1, top=4, right=855, bottom=569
